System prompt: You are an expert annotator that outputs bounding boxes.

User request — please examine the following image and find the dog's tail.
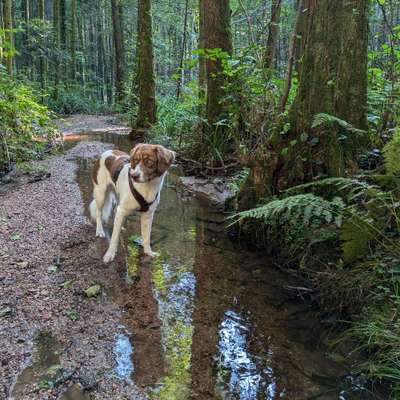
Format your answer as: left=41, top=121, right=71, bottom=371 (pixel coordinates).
left=89, top=191, right=117, bottom=225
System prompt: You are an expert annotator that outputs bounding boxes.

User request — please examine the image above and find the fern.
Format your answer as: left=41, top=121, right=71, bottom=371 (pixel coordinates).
left=232, top=194, right=345, bottom=229
left=286, top=177, right=390, bottom=206
left=383, top=128, right=400, bottom=175
left=341, top=213, right=375, bottom=263
left=312, top=113, right=366, bottom=136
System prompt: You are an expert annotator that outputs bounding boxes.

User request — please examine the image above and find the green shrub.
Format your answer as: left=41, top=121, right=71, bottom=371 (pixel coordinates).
left=0, top=73, right=57, bottom=173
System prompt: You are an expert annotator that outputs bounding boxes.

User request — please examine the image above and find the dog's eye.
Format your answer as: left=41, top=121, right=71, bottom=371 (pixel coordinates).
left=132, top=158, right=140, bottom=164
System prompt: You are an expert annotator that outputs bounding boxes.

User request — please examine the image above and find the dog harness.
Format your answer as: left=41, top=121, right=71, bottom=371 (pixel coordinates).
left=128, top=167, right=159, bottom=212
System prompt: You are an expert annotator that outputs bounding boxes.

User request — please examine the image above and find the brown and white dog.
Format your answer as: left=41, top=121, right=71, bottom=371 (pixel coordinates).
left=90, top=144, right=175, bottom=263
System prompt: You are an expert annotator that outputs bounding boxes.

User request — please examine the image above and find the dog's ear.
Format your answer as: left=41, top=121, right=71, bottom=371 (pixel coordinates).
left=130, top=143, right=143, bottom=159
left=156, top=145, right=175, bottom=174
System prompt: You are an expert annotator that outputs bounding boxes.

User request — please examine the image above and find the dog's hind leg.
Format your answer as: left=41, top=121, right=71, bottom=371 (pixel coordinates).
left=93, top=183, right=107, bottom=238
left=103, top=205, right=128, bottom=263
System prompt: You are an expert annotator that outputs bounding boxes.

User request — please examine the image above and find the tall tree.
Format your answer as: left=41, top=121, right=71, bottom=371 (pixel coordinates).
left=239, top=0, right=369, bottom=208
left=4, top=0, right=13, bottom=76
left=111, top=0, right=125, bottom=104
left=53, top=0, right=60, bottom=93
left=201, top=0, right=232, bottom=128
left=38, top=0, right=46, bottom=89
left=135, top=0, right=156, bottom=132
left=70, top=0, right=77, bottom=81
left=264, top=0, right=282, bottom=69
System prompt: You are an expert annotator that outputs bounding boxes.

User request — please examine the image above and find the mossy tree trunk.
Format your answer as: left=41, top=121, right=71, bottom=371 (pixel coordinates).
left=238, top=0, right=369, bottom=209
left=4, top=0, right=13, bottom=76
left=264, top=0, right=282, bottom=69
left=202, top=0, right=232, bottom=128
left=38, top=0, right=46, bottom=90
left=111, top=0, right=125, bottom=104
left=53, top=0, right=60, bottom=96
left=134, top=0, right=156, bottom=133
left=70, top=0, right=77, bottom=81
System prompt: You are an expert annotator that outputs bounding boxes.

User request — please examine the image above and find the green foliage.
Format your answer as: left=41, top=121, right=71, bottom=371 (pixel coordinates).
left=312, top=113, right=367, bottom=137
left=383, top=128, right=400, bottom=175
left=46, top=86, right=111, bottom=115
left=233, top=193, right=344, bottom=229
left=149, top=86, right=202, bottom=151
left=0, top=73, right=56, bottom=173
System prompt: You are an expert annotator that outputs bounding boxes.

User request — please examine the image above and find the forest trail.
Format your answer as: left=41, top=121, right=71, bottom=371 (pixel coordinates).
left=0, top=115, right=368, bottom=400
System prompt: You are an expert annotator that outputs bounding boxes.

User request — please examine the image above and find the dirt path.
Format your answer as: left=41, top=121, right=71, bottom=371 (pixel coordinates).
left=0, top=117, right=146, bottom=399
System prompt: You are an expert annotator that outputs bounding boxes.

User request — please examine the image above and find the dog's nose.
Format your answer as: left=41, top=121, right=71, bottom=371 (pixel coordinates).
left=130, top=170, right=140, bottom=181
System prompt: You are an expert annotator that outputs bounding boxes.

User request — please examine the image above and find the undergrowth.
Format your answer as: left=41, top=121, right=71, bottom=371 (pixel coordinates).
left=233, top=129, right=400, bottom=397
left=0, top=72, right=57, bottom=174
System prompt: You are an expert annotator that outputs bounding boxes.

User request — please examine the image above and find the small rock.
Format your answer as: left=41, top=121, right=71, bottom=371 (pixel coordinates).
left=16, top=261, right=29, bottom=269
left=48, top=265, right=58, bottom=274
left=0, top=306, right=12, bottom=317
left=85, top=285, right=101, bottom=298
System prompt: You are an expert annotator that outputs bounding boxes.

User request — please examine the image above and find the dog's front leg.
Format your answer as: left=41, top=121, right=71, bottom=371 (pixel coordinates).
left=140, top=211, right=157, bottom=257
left=103, top=206, right=128, bottom=263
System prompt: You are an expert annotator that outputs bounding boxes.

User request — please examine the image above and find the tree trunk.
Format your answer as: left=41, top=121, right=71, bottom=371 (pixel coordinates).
left=264, top=0, right=282, bottom=69
left=59, top=0, right=66, bottom=82
left=279, top=0, right=306, bottom=113
left=53, top=0, right=60, bottom=95
left=4, top=0, right=13, bottom=76
left=70, top=0, right=77, bottom=81
left=176, top=0, right=189, bottom=100
left=134, top=0, right=156, bottom=132
left=38, top=0, right=46, bottom=90
left=198, top=0, right=206, bottom=101
left=111, top=0, right=125, bottom=104
left=202, top=0, right=232, bottom=127
left=238, top=0, right=369, bottom=209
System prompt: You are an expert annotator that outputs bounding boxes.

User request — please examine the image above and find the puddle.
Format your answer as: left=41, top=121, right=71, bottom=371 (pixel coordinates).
left=114, top=333, right=134, bottom=380
left=69, top=131, right=380, bottom=399
left=11, top=332, right=64, bottom=399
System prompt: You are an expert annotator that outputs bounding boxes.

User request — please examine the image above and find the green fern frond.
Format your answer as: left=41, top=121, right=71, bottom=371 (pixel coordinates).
left=312, top=113, right=366, bottom=136
left=231, top=193, right=345, bottom=228
left=286, top=177, right=390, bottom=205
left=383, top=128, right=400, bottom=176
left=341, top=213, right=375, bottom=263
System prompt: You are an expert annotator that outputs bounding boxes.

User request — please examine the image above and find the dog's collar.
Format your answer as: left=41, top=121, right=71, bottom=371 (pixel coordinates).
left=128, top=168, right=159, bottom=212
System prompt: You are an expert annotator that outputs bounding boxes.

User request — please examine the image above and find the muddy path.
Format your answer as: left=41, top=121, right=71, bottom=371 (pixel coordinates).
left=0, top=115, right=378, bottom=400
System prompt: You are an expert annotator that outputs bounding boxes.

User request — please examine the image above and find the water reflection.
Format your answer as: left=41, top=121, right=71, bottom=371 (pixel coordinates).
left=216, top=310, right=280, bottom=400
left=113, top=333, right=134, bottom=380
left=151, top=257, right=196, bottom=399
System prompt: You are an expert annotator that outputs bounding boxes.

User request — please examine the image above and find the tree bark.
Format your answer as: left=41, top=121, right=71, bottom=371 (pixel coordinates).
left=4, top=0, right=13, bottom=76
left=53, top=0, right=60, bottom=94
left=198, top=0, right=206, bottom=101
left=239, top=0, right=369, bottom=209
left=70, top=0, right=77, bottom=81
left=176, top=0, right=189, bottom=100
left=38, top=0, right=46, bottom=90
left=111, top=0, right=125, bottom=104
left=202, top=0, right=232, bottom=127
left=264, top=0, right=282, bottom=69
left=134, top=0, right=156, bottom=132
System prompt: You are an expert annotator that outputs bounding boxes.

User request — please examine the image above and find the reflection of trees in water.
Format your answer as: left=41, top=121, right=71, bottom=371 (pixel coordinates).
left=190, top=220, right=232, bottom=399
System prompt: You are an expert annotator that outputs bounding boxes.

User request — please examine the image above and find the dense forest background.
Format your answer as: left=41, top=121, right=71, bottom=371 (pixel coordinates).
left=1, top=0, right=400, bottom=397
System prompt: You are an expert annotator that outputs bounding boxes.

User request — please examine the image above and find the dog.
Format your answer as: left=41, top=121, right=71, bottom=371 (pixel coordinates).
left=89, top=143, right=175, bottom=263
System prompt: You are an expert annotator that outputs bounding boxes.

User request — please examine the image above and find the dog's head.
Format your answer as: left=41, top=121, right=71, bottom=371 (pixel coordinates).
left=130, top=144, right=175, bottom=183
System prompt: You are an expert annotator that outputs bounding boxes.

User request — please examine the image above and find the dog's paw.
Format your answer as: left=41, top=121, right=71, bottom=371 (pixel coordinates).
left=143, top=249, right=158, bottom=258
left=96, top=229, right=106, bottom=238
left=103, top=250, right=116, bottom=264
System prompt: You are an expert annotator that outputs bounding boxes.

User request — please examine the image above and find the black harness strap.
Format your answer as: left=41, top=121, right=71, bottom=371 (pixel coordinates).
left=128, top=168, right=159, bottom=212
